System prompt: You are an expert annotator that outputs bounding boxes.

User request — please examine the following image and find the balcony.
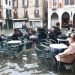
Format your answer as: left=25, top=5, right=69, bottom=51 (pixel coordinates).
left=52, top=6, right=57, bottom=10
left=24, top=14, right=28, bottom=18
left=13, top=16, right=18, bottom=19
left=13, top=12, right=18, bottom=19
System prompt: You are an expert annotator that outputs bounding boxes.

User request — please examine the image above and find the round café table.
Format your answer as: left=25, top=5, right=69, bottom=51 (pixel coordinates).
left=7, top=40, right=22, bottom=47
left=50, top=44, right=67, bottom=56
left=7, top=40, right=21, bottom=44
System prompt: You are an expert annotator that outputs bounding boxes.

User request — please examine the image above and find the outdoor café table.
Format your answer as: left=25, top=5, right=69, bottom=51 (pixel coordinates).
left=50, top=44, right=67, bottom=56
left=7, top=40, right=22, bottom=47
left=29, top=35, right=38, bottom=39
left=7, top=40, right=21, bottom=44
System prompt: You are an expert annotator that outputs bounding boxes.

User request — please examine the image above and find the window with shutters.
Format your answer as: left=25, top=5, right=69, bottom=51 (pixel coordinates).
left=13, top=0, right=18, bottom=8
left=35, top=0, right=39, bottom=7
left=34, top=9, right=39, bottom=17
left=24, top=9, right=28, bottom=18
left=13, top=9, right=18, bottom=18
left=0, top=0, right=1, bottom=6
left=22, top=0, right=28, bottom=8
left=64, top=0, right=75, bottom=5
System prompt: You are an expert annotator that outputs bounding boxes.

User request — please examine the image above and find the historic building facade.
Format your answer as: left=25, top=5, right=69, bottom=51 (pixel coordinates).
left=0, top=0, right=12, bottom=29
left=12, top=0, right=45, bottom=30
left=4, top=0, right=12, bottom=29
left=48, top=0, right=75, bottom=29
left=0, top=0, right=3, bottom=29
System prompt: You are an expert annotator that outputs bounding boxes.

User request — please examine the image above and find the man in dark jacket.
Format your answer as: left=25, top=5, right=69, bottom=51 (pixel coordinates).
left=53, top=22, right=61, bottom=38
left=49, top=27, right=57, bottom=42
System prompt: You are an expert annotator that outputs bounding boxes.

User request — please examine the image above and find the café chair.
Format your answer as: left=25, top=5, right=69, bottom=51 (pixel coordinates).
left=25, top=41, right=32, bottom=49
left=35, top=45, right=46, bottom=50
left=35, top=45, right=52, bottom=63
left=38, top=39, right=47, bottom=44
left=0, top=41, right=8, bottom=57
left=16, top=43, right=24, bottom=58
left=18, top=36, right=25, bottom=42
left=46, top=39, right=56, bottom=44
left=17, top=43, right=24, bottom=53
left=8, top=45, right=19, bottom=57
left=44, top=48, right=52, bottom=61
left=8, top=43, right=24, bottom=58
left=35, top=46, right=46, bottom=61
left=40, top=42, right=50, bottom=48
left=56, top=54, right=75, bottom=72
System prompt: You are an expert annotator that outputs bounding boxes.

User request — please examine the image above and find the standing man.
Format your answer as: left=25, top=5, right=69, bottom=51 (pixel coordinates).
left=22, top=22, right=27, bottom=31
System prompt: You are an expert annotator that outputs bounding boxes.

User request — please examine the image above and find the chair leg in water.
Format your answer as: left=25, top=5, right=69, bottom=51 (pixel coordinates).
left=57, top=61, right=74, bottom=72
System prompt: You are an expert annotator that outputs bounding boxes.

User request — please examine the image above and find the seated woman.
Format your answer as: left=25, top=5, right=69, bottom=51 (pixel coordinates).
left=55, top=33, right=75, bottom=64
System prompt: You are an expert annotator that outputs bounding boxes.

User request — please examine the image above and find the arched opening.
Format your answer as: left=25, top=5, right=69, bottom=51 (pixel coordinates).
left=62, top=12, right=70, bottom=27
left=73, top=14, right=75, bottom=28
left=51, top=13, right=58, bottom=26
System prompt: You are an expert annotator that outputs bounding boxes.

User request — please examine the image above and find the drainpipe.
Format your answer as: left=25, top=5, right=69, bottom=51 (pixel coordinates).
left=70, top=11, right=73, bottom=27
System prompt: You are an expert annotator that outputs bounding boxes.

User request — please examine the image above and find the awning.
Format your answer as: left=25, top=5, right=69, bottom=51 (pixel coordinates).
left=13, top=18, right=28, bottom=21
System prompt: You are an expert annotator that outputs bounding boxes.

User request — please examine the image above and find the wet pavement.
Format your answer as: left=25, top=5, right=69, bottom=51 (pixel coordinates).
left=0, top=29, right=75, bottom=75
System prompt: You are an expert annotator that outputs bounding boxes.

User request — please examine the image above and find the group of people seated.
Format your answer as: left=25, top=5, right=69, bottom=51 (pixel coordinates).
left=8, top=23, right=75, bottom=71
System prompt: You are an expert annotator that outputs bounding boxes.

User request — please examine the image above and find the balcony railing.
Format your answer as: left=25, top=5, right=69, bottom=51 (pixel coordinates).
left=52, top=6, right=57, bottom=10
left=13, top=16, right=18, bottom=19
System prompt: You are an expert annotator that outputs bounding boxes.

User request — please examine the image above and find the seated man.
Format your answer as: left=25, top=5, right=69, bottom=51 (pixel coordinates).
left=11, top=28, right=23, bottom=40
left=53, top=22, right=61, bottom=38
left=55, top=33, right=75, bottom=64
left=49, top=27, right=57, bottom=42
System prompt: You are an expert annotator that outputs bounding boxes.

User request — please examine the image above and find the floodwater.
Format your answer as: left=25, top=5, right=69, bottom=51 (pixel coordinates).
left=0, top=29, right=74, bottom=75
